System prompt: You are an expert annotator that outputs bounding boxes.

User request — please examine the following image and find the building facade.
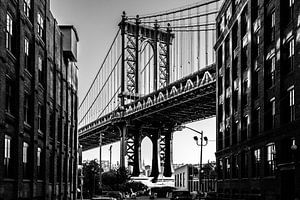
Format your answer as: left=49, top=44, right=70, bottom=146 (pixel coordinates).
left=174, top=163, right=217, bottom=193
left=0, top=0, right=79, bottom=199
left=215, top=0, right=300, bottom=199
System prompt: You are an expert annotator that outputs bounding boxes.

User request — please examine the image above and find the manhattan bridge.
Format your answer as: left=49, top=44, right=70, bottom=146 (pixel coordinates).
left=78, top=0, right=221, bottom=178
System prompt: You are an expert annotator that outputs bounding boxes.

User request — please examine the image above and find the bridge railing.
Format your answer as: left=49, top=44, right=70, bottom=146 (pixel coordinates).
left=125, top=64, right=216, bottom=115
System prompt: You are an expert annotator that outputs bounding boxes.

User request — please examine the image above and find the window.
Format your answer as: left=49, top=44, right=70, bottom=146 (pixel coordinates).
left=288, top=0, right=294, bottom=20
left=282, top=0, right=294, bottom=25
left=283, top=39, right=295, bottom=74
left=6, top=13, right=13, bottom=52
left=37, top=12, right=44, bottom=38
left=288, top=86, right=295, bottom=122
left=24, top=95, right=29, bottom=124
left=241, top=7, right=248, bottom=37
left=252, top=149, right=261, bottom=177
left=22, top=142, right=28, bottom=163
left=23, top=0, right=31, bottom=18
left=266, top=12, right=275, bottom=44
left=218, top=48, right=223, bottom=69
left=225, top=157, right=231, bottom=179
left=38, top=56, right=44, bottom=84
left=218, top=159, right=223, bottom=179
left=241, top=151, right=248, bottom=178
left=242, top=78, right=248, bottom=107
left=50, top=110, right=55, bottom=138
left=233, top=89, right=238, bottom=114
left=266, top=56, right=275, bottom=88
left=232, top=120, right=238, bottom=145
left=232, top=23, right=238, bottom=51
left=218, top=131, right=223, bottom=150
left=4, top=135, right=12, bottom=177
left=252, top=107, right=260, bottom=137
left=252, top=0, right=259, bottom=19
left=271, top=98, right=276, bottom=128
left=253, top=33, right=260, bottom=59
left=49, top=69, right=54, bottom=98
left=38, top=104, right=42, bottom=131
left=253, top=69, right=259, bottom=98
left=232, top=154, right=238, bottom=178
left=24, top=38, right=29, bottom=70
left=266, top=98, right=276, bottom=129
left=241, top=47, right=248, bottom=71
left=225, top=36, right=230, bottom=61
left=37, top=147, right=42, bottom=179
left=57, top=76, right=61, bottom=105
left=5, top=79, right=13, bottom=114
left=241, top=150, right=248, bottom=178
left=57, top=155, right=61, bottom=182
left=183, top=172, right=185, bottom=187
left=266, top=143, right=276, bottom=176
left=225, top=3, right=232, bottom=26
left=225, top=127, right=230, bottom=147
left=217, top=17, right=225, bottom=36
left=241, top=115, right=248, bottom=141
left=23, top=142, right=29, bottom=178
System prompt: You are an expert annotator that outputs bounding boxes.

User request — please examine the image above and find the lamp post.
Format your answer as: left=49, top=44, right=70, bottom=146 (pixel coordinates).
left=109, top=145, right=113, bottom=171
left=175, top=125, right=208, bottom=196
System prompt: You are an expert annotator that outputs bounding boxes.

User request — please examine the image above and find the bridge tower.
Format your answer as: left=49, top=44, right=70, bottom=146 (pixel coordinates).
left=117, top=12, right=174, bottom=177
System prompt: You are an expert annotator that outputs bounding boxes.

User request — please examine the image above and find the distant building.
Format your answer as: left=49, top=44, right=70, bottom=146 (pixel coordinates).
left=0, top=0, right=79, bottom=199
left=215, top=0, right=300, bottom=199
left=174, top=163, right=216, bottom=193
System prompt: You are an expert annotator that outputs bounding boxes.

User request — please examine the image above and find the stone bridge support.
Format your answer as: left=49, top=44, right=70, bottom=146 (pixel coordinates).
left=162, top=129, right=173, bottom=177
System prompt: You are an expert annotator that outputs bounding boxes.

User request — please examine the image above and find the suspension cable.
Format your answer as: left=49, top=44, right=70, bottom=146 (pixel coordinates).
left=79, top=29, right=120, bottom=110
left=128, top=0, right=221, bottom=20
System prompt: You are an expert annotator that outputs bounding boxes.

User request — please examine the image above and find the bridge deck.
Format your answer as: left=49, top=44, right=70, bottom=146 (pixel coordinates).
left=79, top=65, right=216, bottom=151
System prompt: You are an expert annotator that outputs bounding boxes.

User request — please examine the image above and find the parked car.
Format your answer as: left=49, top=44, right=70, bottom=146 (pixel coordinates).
left=91, top=195, right=117, bottom=200
left=170, top=190, right=192, bottom=200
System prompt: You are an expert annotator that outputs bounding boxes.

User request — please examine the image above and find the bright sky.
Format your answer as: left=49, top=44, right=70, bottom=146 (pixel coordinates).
left=50, top=0, right=216, bottom=165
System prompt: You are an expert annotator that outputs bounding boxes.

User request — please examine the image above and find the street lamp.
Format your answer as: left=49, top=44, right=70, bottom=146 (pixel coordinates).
left=175, top=125, right=208, bottom=195
left=109, top=145, right=113, bottom=171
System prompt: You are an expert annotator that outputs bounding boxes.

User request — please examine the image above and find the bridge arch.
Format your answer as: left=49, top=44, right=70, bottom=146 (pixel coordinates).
left=140, top=135, right=153, bottom=175
left=139, top=40, right=156, bottom=96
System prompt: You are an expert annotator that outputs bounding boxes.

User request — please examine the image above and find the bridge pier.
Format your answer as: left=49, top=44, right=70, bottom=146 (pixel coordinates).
left=150, top=131, right=161, bottom=178
left=163, top=130, right=173, bottom=177
left=132, top=131, right=141, bottom=176
left=119, top=125, right=127, bottom=168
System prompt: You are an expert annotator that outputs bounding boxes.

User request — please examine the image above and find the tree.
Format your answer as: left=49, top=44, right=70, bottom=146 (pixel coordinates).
left=116, top=166, right=130, bottom=184
left=101, top=166, right=131, bottom=192
left=82, top=159, right=102, bottom=198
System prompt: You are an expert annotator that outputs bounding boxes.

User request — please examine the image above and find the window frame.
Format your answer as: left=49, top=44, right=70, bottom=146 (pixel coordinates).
left=38, top=55, right=44, bottom=85
left=38, top=104, right=42, bottom=131
left=4, top=135, right=12, bottom=177
left=24, top=37, right=29, bottom=70
left=23, top=0, right=31, bottom=18
left=5, top=78, right=13, bottom=114
left=253, top=148, right=261, bottom=177
left=271, top=98, right=276, bottom=128
left=24, top=94, right=29, bottom=124
left=37, top=12, right=44, bottom=38
left=6, top=13, right=13, bottom=52
left=288, top=86, right=295, bottom=122
left=266, top=143, right=276, bottom=176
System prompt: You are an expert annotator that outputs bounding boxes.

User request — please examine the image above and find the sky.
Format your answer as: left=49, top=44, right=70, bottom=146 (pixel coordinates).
left=50, top=0, right=216, bottom=165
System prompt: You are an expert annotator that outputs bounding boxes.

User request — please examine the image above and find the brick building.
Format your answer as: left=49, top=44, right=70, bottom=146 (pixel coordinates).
left=215, top=0, right=300, bottom=199
left=0, top=0, right=79, bottom=199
